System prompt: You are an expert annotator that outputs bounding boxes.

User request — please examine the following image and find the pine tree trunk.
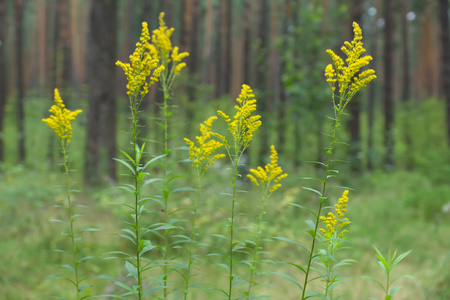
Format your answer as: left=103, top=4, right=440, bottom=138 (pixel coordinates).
left=439, top=0, right=450, bottom=146
left=401, top=0, right=412, bottom=168
left=85, top=0, right=118, bottom=184
left=256, top=0, right=269, bottom=165
left=348, top=0, right=363, bottom=172
left=278, top=0, right=291, bottom=156
left=14, top=0, right=25, bottom=163
left=0, top=0, right=7, bottom=162
left=383, top=0, right=395, bottom=169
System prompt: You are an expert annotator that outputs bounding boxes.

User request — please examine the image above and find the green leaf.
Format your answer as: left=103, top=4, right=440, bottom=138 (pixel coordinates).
left=113, top=158, right=136, bottom=175
left=143, top=286, right=167, bottom=296
left=389, top=286, right=403, bottom=296
left=288, top=203, right=318, bottom=217
left=273, top=237, right=310, bottom=254
left=302, top=187, right=323, bottom=196
left=392, top=250, right=412, bottom=269
left=270, top=272, right=303, bottom=290
left=125, top=261, right=139, bottom=281
left=112, top=280, right=135, bottom=293
left=216, top=263, right=230, bottom=273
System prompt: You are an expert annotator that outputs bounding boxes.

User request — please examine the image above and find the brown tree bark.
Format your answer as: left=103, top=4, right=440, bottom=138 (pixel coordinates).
left=14, top=0, right=25, bottom=163
left=0, top=0, right=7, bottom=162
left=55, top=0, right=72, bottom=90
left=203, top=0, right=214, bottom=85
left=367, top=6, right=380, bottom=171
left=401, top=0, right=412, bottom=168
left=85, top=0, right=118, bottom=184
left=277, top=0, right=292, bottom=156
left=214, top=0, right=232, bottom=98
left=243, top=0, right=252, bottom=85
left=439, top=0, right=450, bottom=146
left=256, top=0, right=269, bottom=165
left=383, top=0, right=395, bottom=168
left=348, top=0, right=363, bottom=172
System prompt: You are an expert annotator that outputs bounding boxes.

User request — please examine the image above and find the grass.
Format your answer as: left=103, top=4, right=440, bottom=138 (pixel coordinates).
left=1, top=159, right=449, bottom=299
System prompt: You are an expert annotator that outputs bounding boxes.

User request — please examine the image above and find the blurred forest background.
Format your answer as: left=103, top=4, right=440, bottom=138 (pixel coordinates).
left=0, top=0, right=449, bottom=179
left=1, top=0, right=450, bottom=299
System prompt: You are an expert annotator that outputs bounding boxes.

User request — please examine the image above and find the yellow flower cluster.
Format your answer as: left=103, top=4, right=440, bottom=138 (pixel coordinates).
left=325, top=22, right=376, bottom=97
left=247, top=145, right=288, bottom=193
left=42, top=89, right=82, bottom=144
left=217, top=84, right=262, bottom=149
left=319, top=190, right=350, bottom=240
left=150, top=13, right=189, bottom=76
left=116, top=22, right=164, bottom=97
left=184, top=116, right=226, bottom=172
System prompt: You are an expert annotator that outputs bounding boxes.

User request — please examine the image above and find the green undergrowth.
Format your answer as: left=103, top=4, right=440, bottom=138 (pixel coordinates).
left=1, top=163, right=448, bottom=299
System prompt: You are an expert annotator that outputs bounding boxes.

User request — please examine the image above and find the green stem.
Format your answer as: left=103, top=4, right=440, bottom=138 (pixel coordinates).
left=161, top=71, right=171, bottom=299
left=228, top=159, right=239, bottom=300
left=184, top=172, right=201, bottom=300
left=61, top=142, right=80, bottom=300
left=132, top=107, right=143, bottom=300
left=301, top=99, right=343, bottom=299
left=247, top=189, right=268, bottom=297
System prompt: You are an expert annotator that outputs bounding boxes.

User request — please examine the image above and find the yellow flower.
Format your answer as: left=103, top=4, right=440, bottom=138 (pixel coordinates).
left=247, top=145, right=288, bottom=193
left=151, top=13, right=189, bottom=77
left=116, top=22, right=161, bottom=97
left=185, top=116, right=226, bottom=172
left=216, top=84, right=261, bottom=151
left=319, top=190, right=350, bottom=240
left=325, top=22, right=376, bottom=98
left=42, top=89, right=82, bottom=144
left=152, top=12, right=175, bottom=60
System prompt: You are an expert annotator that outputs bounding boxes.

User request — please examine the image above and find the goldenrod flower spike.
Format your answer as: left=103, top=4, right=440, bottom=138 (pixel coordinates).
left=217, top=84, right=262, bottom=150
left=247, top=145, right=288, bottom=193
left=325, top=22, right=376, bottom=100
left=319, top=190, right=350, bottom=241
left=116, top=22, right=162, bottom=97
left=184, top=116, right=226, bottom=173
left=42, top=88, right=82, bottom=144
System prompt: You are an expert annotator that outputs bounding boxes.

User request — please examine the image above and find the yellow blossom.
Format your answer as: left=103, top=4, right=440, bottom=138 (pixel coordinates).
left=216, top=84, right=261, bottom=151
left=116, top=22, right=161, bottom=97
left=325, top=22, right=376, bottom=99
left=151, top=13, right=189, bottom=79
left=319, top=190, right=350, bottom=240
left=247, top=145, right=288, bottom=193
left=185, top=116, right=226, bottom=172
left=152, top=12, right=175, bottom=60
left=42, top=89, right=82, bottom=144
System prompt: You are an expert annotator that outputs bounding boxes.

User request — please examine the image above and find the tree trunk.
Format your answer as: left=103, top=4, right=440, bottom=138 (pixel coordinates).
left=243, top=0, right=251, bottom=85
left=277, top=0, right=292, bottom=156
left=55, top=0, right=72, bottom=90
left=383, top=0, right=395, bottom=169
left=203, top=0, right=214, bottom=85
left=0, top=0, right=7, bottom=162
left=215, top=0, right=232, bottom=98
left=367, top=21, right=379, bottom=171
left=256, top=0, right=269, bottom=165
left=348, top=0, right=363, bottom=172
left=439, top=0, right=450, bottom=146
left=14, top=0, right=25, bottom=163
left=85, top=0, right=118, bottom=184
left=401, top=0, right=412, bottom=168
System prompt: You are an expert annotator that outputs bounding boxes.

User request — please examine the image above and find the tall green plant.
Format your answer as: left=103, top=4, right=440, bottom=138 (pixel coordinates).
left=149, top=12, right=189, bottom=298
left=213, top=84, right=262, bottom=299
left=274, top=22, right=376, bottom=299
left=183, top=116, right=226, bottom=299
left=113, top=21, right=165, bottom=299
left=43, top=89, right=86, bottom=299
left=245, top=145, right=287, bottom=297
